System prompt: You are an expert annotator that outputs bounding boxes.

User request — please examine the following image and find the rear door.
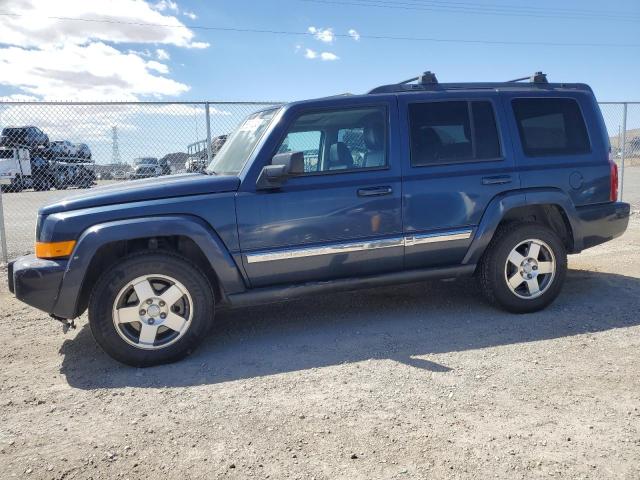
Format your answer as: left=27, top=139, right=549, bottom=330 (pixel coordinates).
left=398, top=92, right=519, bottom=268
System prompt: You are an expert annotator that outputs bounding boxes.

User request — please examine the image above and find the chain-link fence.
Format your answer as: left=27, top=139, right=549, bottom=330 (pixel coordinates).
left=0, top=101, right=638, bottom=263
left=0, top=101, right=281, bottom=261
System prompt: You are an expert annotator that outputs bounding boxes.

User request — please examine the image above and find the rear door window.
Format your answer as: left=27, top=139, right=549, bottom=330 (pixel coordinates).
left=512, top=98, right=590, bottom=156
left=409, top=100, right=502, bottom=166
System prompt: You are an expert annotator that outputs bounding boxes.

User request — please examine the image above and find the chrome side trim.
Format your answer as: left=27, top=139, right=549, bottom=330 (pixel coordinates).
left=245, top=237, right=404, bottom=264
left=404, top=229, right=473, bottom=246
left=245, top=228, right=474, bottom=264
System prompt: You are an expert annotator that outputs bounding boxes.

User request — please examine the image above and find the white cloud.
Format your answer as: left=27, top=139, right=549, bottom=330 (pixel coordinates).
left=348, top=29, right=361, bottom=41
left=0, top=0, right=208, bottom=49
left=156, top=48, right=170, bottom=60
left=188, top=41, right=210, bottom=49
left=153, top=0, right=178, bottom=12
left=183, top=11, right=198, bottom=20
left=320, top=52, right=339, bottom=61
left=302, top=48, right=338, bottom=61
left=0, top=43, right=188, bottom=101
left=0, top=0, right=211, bottom=100
left=308, top=26, right=335, bottom=44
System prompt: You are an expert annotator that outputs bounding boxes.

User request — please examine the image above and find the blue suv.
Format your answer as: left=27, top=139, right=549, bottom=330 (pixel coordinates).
left=7, top=72, right=630, bottom=366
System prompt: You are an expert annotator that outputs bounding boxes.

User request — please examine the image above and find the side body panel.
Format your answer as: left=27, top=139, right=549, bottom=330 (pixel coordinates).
left=500, top=91, right=611, bottom=207
left=397, top=91, right=520, bottom=269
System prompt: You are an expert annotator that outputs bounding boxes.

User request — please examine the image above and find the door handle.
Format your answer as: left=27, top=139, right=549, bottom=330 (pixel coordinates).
left=357, top=186, right=393, bottom=197
left=482, top=175, right=512, bottom=185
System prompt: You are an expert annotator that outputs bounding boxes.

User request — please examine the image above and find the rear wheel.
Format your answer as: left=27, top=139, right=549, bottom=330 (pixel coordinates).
left=88, top=252, right=214, bottom=366
left=478, top=222, right=567, bottom=313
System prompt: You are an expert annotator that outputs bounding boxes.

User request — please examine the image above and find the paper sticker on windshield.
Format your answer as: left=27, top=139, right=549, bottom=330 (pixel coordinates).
left=239, top=118, right=265, bottom=132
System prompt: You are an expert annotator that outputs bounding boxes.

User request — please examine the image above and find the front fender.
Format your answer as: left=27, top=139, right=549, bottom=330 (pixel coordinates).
left=52, top=215, right=246, bottom=318
left=462, top=188, right=581, bottom=266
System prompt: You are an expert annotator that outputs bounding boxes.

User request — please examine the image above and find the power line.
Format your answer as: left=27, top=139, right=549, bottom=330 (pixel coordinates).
left=300, top=0, right=640, bottom=22
left=0, top=12, right=638, bottom=48
left=375, top=0, right=640, bottom=17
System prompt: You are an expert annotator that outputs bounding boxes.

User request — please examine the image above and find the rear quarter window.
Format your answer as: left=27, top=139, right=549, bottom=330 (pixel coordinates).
left=512, top=98, right=590, bottom=157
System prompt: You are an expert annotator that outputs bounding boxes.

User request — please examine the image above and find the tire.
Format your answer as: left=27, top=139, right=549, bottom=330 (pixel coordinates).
left=478, top=222, right=567, bottom=313
left=54, top=174, right=68, bottom=190
left=88, top=252, right=215, bottom=367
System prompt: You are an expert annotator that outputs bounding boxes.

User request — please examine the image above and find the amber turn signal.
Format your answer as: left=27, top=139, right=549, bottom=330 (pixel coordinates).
left=35, top=241, right=76, bottom=259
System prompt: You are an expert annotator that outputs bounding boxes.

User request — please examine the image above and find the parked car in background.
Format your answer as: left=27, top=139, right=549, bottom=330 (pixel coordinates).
left=158, top=157, right=171, bottom=176
left=130, top=157, right=163, bottom=179
left=113, top=170, right=127, bottom=181
left=6, top=71, right=630, bottom=367
left=0, top=126, right=49, bottom=149
left=76, top=143, right=92, bottom=160
left=43, top=140, right=74, bottom=159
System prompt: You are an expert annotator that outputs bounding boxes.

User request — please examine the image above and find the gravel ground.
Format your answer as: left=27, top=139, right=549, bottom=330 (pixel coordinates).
left=1, top=215, right=639, bottom=479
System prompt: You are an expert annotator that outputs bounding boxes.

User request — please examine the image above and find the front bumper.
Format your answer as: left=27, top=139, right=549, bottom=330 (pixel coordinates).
left=575, top=201, right=630, bottom=250
left=8, top=255, right=67, bottom=314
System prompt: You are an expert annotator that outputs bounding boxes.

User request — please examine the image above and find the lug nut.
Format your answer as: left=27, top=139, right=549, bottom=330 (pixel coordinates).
left=148, top=318, right=155, bottom=325
left=532, top=265, right=538, bottom=270
left=139, top=309, right=146, bottom=316
left=159, top=300, right=165, bottom=307
left=146, top=299, right=153, bottom=305
left=160, top=313, right=166, bottom=319
left=527, top=274, right=533, bottom=279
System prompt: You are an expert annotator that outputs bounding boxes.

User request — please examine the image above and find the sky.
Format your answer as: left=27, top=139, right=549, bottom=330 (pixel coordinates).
left=0, top=0, right=638, bottom=102
left=0, top=0, right=637, bottom=164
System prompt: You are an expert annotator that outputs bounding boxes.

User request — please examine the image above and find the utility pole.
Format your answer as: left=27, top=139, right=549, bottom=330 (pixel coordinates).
left=112, top=126, right=121, bottom=165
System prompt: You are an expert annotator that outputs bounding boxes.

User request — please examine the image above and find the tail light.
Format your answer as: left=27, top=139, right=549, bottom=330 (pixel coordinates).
left=609, top=154, right=619, bottom=202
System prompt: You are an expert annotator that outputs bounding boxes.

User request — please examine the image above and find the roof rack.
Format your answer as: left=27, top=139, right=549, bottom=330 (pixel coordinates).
left=506, top=71, right=548, bottom=84
left=368, top=70, right=553, bottom=94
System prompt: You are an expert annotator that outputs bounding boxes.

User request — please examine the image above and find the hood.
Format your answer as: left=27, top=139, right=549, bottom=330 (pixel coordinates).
left=40, top=173, right=240, bottom=215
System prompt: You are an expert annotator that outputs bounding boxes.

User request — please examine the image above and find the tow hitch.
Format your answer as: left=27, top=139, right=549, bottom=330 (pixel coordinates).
left=50, top=314, right=76, bottom=333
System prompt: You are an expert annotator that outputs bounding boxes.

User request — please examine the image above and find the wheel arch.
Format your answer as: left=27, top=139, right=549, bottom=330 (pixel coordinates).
left=463, top=189, right=581, bottom=266
left=52, top=215, right=247, bottom=319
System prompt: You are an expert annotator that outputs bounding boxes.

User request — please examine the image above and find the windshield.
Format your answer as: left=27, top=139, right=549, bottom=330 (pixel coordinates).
left=206, top=108, right=279, bottom=175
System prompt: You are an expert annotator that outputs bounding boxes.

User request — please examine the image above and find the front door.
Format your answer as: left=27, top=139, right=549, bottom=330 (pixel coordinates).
left=236, top=98, right=404, bottom=287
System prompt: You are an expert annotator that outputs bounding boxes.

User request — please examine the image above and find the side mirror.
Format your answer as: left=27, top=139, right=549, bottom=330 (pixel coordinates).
left=256, top=151, right=304, bottom=190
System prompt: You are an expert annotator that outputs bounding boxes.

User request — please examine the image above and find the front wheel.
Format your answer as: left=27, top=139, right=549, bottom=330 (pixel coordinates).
left=478, top=222, right=567, bottom=313
left=88, top=252, right=215, bottom=367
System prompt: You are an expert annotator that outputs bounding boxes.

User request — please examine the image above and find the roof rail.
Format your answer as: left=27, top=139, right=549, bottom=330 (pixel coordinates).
left=507, top=71, right=548, bottom=84
left=368, top=70, right=554, bottom=94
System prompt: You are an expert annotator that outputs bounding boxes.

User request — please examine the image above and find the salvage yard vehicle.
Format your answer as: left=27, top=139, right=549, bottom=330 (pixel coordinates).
left=8, top=71, right=630, bottom=367
left=0, top=146, right=95, bottom=192
left=130, top=157, right=169, bottom=179
left=0, top=126, right=49, bottom=149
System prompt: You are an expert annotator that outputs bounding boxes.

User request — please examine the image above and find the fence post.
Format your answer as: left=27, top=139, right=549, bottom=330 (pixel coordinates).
left=620, top=102, right=627, bottom=200
left=0, top=189, right=8, bottom=264
left=205, top=102, right=213, bottom=165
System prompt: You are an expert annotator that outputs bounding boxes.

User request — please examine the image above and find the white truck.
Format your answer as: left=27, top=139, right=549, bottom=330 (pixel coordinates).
left=0, top=147, right=95, bottom=192
left=0, top=147, right=34, bottom=191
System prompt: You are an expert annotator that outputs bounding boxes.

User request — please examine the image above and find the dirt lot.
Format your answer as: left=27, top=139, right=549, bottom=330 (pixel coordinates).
left=0, top=215, right=638, bottom=479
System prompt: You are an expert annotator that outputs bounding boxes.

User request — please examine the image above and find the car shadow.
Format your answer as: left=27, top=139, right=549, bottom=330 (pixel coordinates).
left=59, top=268, right=640, bottom=389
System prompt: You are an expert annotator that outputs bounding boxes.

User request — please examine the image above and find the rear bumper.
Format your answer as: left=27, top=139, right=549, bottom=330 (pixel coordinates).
left=8, top=255, right=67, bottom=315
left=575, top=201, right=630, bottom=251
